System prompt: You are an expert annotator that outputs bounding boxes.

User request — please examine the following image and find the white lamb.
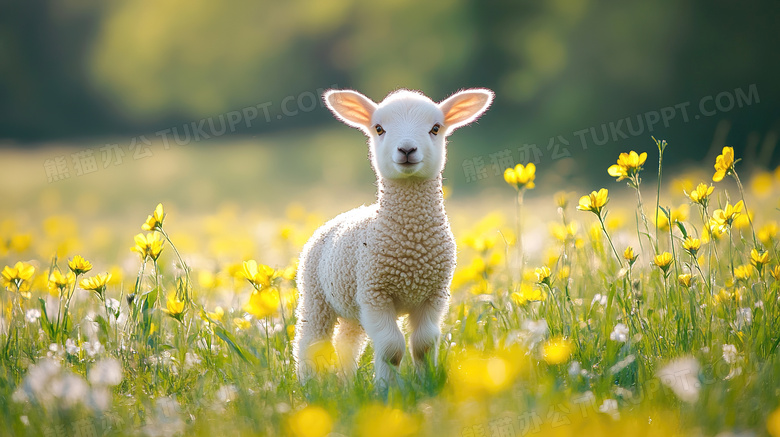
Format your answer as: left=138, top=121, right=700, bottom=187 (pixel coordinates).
left=293, top=87, right=493, bottom=384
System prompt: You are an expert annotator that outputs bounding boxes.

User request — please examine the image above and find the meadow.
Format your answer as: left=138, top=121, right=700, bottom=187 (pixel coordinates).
left=2, top=136, right=780, bottom=437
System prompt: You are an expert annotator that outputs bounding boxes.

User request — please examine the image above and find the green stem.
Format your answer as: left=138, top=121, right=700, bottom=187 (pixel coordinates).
left=731, top=170, right=758, bottom=249
left=599, top=215, right=623, bottom=268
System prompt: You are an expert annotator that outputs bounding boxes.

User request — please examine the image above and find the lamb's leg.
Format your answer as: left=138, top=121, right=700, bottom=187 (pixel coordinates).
left=360, top=304, right=405, bottom=385
left=408, top=294, right=448, bottom=372
left=293, top=285, right=336, bottom=383
left=333, top=318, right=367, bottom=376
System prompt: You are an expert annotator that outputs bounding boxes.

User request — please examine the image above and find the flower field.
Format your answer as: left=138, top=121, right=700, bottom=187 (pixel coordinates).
left=2, top=138, right=780, bottom=437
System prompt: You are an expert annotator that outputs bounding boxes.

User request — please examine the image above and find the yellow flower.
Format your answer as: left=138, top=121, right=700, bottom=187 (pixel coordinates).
left=504, top=163, right=536, bottom=190
left=131, top=232, right=165, bottom=261
left=653, top=252, right=674, bottom=275
left=771, top=265, right=780, bottom=281
left=354, top=404, right=419, bottom=437
left=289, top=406, right=333, bottom=437
left=244, top=288, right=280, bottom=318
left=607, top=151, right=647, bottom=182
left=555, top=191, right=569, bottom=209
left=68, top=255, right=92, bottom=275
left=206, top=306, right=224, bottom=322
left=141, top=203, right=166, bottom=231
left=768, top=406, right=780, bottom=437
left=511, top=282, right=546, bottom=305
left=163, top=294, right=186, bottom=320
left=577, top=188, right=609, bottom=215
left=542, top=337, right=573, bottom=365
left=750, top=249, right=770, bottom=271
left=2, top=261, right=36, bottom=292
left=624, top=246, right=638, bottom=265
left=242, top=260, right=274, bottom=289
left=678, top=273, right=693, bottom=288
left=710, top=201, right=744, bottom=233
left=233, top=317, right=251, bottom=330
left=48, top=270, right=75, bottom=295
left=734, top=264, right=751, bottom=281
left=682, top=237, right=701, bottom=257
left=550, top=222, right=577, bottom=242
left=713, top=146, right=735, bottom=182
left=557, top=266, right=570, bottom=280
left=686, top=183, right=714, bottom=206
left=758, top=222, right=778, bottom=244
left=655, top=204, right=689, bottom=231
left=79, top=273, right=112, bottom=299
left=534, top=266, right=551, bottom=285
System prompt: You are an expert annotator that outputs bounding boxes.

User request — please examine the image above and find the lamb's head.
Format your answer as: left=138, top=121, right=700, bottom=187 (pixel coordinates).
left=323, top=88, right=493, bottom=180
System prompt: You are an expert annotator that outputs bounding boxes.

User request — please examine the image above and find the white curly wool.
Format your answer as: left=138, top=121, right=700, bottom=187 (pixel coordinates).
left=293, top=88, right=493, bottom=384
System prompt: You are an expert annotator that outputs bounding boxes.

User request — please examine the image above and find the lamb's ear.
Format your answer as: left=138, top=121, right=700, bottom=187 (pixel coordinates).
left=323, top=89, right=377, bottom=133
left=438, top=88, right=494, bottom=134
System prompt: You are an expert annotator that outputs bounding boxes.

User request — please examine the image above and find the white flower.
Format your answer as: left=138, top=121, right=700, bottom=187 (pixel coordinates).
left=735, top=308, right=752, bottom=328
left=521, top=319, right=548, bottom=346
left=83, top=340, right=103, bottom=358
left=89, top=358, right=123, bottom=386
left=184, top=352, right=201, bottom=368
left=722, top=344, right=738, bottom=365
left=656, top=357, right=700, bottom=403
left=568, top=361, right=581, bottom=378
left=25, top=309, right=41, bottom=324
left=216, top=384, right=238, bottom=403
left=106, top=298, right=121, bottom=314
left=591, top=293, right=608, bottom=308
left=65, top=338, right=80, bottom=355
left=609, top=323, right=629, bottom=343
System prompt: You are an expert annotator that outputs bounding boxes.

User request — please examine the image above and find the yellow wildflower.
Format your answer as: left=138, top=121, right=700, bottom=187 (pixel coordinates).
left=289, top=406, right=333, bottom=437
left=710, top=201, right=744, bottom=233
left=542, top=337, right=573, bottom=365
left=207, top=306, right=224, bottom=322
left=131, top=232, right=164, bottom=261
left=68, top=255, right=92, bottom=275
left=79, top=273, right=112, bottom=299
left=163, top=294, right=186, bottom=320
left=734, top=265, right=751, bottom=281
left=750, top=249, right=770, bottom=271
left=678, top=273, right=693, bottom=288
left=682, top=237, right=701, bottom=257
left=758, top=222, right=778, bottom=244
left=607, top=151, right=647, bottom=182
left=656, top=204, right=689, bottom=231
left=48, top=270, right=75, bottom=295
left=768, top=406, right=780, bottom=437
left=2, top=261, right=36, bottom=292
left=555, top=191, right=569, bottom=209
left=557, top=265, right=570, bottom=280
left=141, top=203, right=166, bottom=231
left=504, top=163, right=536, bottom=190
left=686, top=183, right=714, bottom=207
left=624, top=247, right=638, bottom=265
left=577, top=188, right=609, bottom=216
left=233, top=317, right=251, bottom=330
left=535, top=266, right=551, bottom=285
left=242, top=260, right=274, bottom=290
left=712, top=146, right=735, bottom=182
left=653, top=252, right=674, bottom=275
left=244, top=288, right=280, bottom=318
left=550, top=222, right=577, bottom=243
left=354, top=404, right=419, bottom=437
left=511, top=282, right=546, bottom=305
left=771, top=265, right=780, bottom=281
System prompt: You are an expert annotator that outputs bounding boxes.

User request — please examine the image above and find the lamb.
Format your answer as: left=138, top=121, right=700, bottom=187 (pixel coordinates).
left=293, top=87, right=493, bottom=384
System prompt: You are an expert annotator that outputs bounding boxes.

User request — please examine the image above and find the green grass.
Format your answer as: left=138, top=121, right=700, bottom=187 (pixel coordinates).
left=1, top=140, right=780, bottom=437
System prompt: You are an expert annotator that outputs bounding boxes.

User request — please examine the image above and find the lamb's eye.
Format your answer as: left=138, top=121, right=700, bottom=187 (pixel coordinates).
left=430, top=124, right=441, bottom=135
left=375, top=124, right=385, bottom=135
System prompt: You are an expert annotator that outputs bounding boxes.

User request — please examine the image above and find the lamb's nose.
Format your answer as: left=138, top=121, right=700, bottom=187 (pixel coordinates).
left=398, top=146, right=417, bottom=156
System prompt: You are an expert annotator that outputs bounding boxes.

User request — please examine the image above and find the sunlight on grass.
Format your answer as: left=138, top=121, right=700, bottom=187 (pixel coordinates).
left=2, top=140, right=780, bottom=436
